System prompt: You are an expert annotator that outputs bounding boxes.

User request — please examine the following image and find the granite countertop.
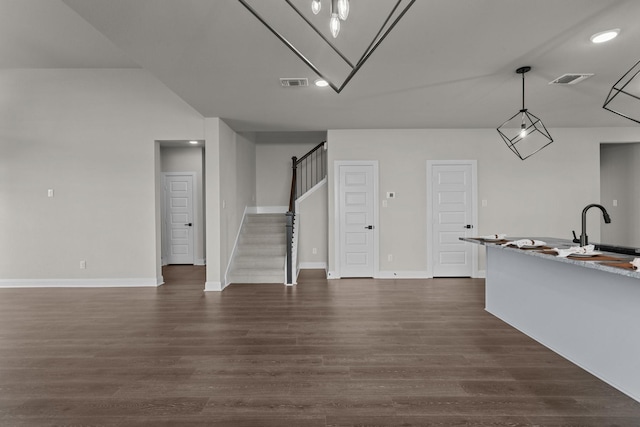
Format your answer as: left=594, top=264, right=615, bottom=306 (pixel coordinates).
left=461, top=236, right=640, bottom=279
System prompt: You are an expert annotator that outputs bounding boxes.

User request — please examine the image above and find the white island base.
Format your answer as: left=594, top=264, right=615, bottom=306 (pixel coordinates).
left=485, top=244, right=640, bottom=403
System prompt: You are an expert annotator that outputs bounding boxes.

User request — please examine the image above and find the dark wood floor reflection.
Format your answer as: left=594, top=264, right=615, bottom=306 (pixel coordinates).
left=0, top=266, right=639, bottom=426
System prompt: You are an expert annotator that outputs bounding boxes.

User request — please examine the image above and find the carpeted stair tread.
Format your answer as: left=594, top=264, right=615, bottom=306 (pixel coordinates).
left=228, top=213, right=288, bottom=285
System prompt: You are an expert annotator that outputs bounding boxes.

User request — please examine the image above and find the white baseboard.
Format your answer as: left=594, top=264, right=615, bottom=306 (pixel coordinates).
left=376, top=271, right=430, bottom=279
left=204, top=281, right=228, bottom=292
left=476, top=269, right=486, bottom=278
left=163, top=260, right=204, bottom=266
left=327, top=270, right=340, bottom=279
left=299, top=262, right=327, bottom=270
left=0, top=278, right=161, bottom=288
left=255, top=206, right=288, bottom=214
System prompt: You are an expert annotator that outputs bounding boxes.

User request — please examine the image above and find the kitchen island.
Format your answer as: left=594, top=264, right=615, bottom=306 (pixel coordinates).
left=463, top=237, right=640, bottom=403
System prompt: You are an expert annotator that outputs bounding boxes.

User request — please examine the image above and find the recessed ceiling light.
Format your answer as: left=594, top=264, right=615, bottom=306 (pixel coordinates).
left=590, top=29, right=620, bottom=44
left=189, top=140, right=199, bottom=145
left=314, top=79, right=329, bottom=87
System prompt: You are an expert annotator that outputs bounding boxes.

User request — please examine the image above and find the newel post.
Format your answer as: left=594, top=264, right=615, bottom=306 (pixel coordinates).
left=285, top=211, right=294, bottom=285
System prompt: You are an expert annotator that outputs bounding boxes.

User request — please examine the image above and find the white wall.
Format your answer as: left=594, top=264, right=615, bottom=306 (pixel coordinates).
left=160, top=146, right=206, bottom=263
left=601, top=143, right=640, bottom=247
left=327, top=128, right=640, bottom=277
left=204, top=119, right=256, bottom=290
left=631, top=144, right=640, bottom=247
left=254, top=131, right=326, bottom=206
left=219, top=121, right=236, bottom=278
left=297, top=180, right=328, bottom=269
left=235, top=132, right=257, bottom=227
left=0, top=69, right=204, bottom=285
left=205, top=119, right=222, bottom=288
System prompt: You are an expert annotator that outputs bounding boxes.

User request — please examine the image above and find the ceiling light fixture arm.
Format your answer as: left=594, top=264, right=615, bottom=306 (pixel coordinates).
left=288, top=0, right=354, bottom=68
left=238, top=0, right=417, bottom=94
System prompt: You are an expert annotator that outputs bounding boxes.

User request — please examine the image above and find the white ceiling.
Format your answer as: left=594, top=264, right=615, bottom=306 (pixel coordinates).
left=4, top=0, right=640, bottom=131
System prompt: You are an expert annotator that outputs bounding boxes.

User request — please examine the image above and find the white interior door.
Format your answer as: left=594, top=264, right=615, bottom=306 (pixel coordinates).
left=338, top=163, right=376, bottom=277
left=431, top=163, right=474, bottom=277
left=165, top=174, right=194, bottom=265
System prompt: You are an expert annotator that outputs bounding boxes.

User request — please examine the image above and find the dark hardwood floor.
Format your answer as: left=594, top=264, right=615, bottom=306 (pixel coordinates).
left=0, top=266, right=639, bottom=426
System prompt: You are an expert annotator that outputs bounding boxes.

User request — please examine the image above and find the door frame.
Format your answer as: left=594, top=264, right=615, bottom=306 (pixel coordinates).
left=162, top=172, right=198, bottom=265
left=333, top=160, right=379, bottom=278
left=426, top=160, right=478, bottom=278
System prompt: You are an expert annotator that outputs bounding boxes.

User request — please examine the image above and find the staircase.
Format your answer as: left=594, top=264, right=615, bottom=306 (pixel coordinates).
left=286, top=141, right=326, bottom=284
left=228, top=214, right=286, bottom=284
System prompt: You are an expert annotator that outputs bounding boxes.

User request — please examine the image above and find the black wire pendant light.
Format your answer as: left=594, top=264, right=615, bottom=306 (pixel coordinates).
left=497, top=66, right=553, bottom=160
left=603, top=59, right=640, bottom=124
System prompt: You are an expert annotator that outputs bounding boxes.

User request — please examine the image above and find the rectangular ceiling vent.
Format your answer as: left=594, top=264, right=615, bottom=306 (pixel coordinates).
left=280, top=78, right=309, bottom=87
left=549, top=73, right=594, bottom=85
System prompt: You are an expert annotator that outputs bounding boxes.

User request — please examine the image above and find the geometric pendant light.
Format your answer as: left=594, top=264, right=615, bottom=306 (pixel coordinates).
left=497, top=66, right=554, bottom=160
left=238, top=0, right=417, bottom=94
left=603, top=59, right=640, bottom=124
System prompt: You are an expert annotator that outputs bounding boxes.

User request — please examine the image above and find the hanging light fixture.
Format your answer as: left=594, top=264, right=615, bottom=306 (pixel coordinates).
left=239, top=0, right=417, bottom=93
left=311, top=0, right=321, bottom=15
left=603, top=59, right=640, bottom=124
left=329, top=0, right=341, bottom=38
left=314, top=0, right=349, bottom=38
left=330, top=13, right=340, bottom=37
left=337, top=0, right=350, bottom=20
left=497, top=66, right=554, bottom=160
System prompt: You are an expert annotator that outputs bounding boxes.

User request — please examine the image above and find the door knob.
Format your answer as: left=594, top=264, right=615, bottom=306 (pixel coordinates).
left=364, top=225, right=374, bottom=230
left=185, top=223, right=193, bottom=226
left=463, top=224, right=473, bottom=229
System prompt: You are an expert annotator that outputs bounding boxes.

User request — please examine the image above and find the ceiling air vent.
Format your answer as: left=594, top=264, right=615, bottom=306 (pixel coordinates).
left=549, top=73, right=594, bottom=85
left=280, top=78, right=309, bottom=87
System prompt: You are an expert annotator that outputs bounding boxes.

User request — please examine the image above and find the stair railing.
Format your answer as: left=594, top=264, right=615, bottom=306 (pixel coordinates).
left=285, top=141, right=327, bottom=284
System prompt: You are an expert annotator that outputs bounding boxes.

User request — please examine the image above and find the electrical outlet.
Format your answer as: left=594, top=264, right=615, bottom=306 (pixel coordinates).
left=80, top=260, right=86, bottom=269
left=387, top=254, right=393, bottom=262
left=312, top=248, right=317, bottom=255
left=382, top=200, right=388, bottom=208
left=613, top=199, right=618, bottom=207
left=48, top=189, right=54, bottom=198
left=482, top=199, right=488, bottom=207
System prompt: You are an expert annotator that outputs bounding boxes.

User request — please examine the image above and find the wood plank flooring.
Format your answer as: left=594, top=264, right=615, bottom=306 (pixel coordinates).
left=0, top=266, right=638, bottom=426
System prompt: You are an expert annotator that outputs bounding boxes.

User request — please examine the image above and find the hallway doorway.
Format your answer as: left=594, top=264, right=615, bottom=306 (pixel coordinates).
left=162, top=264, right=206, bottom=287
left=158, top=142, right=206, bottom=267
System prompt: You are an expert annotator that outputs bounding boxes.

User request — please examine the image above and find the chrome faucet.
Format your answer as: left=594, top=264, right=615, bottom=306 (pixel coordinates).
left=580, top=203, right=611, bottom=246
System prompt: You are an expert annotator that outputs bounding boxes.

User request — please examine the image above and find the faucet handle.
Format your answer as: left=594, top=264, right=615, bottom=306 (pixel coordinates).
left=572, top=230, right=580, bottom=243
